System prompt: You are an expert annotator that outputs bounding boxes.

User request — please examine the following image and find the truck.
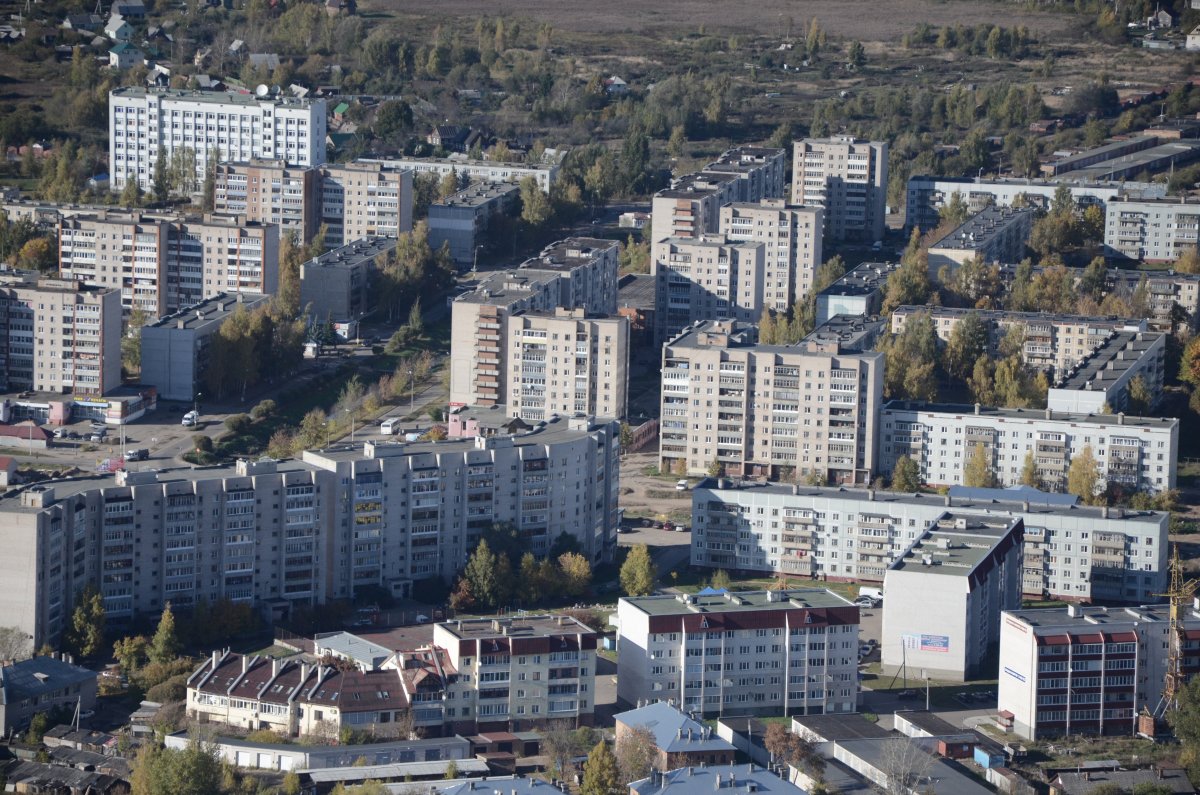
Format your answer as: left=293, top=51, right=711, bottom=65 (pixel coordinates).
left=858, top=586, right=883, bottom=602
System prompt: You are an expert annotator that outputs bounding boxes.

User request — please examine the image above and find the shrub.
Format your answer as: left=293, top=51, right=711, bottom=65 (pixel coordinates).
left=224, top=414, right=252, bottom=434
left=192, top=434, right=213, bottom=453
left=251, top=400, right=277, bottom=420
left=145, top=674, right=188, bottom=703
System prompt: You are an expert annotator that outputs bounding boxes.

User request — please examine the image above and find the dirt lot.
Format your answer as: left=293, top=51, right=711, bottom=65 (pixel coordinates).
left=618, top=450, right=695, bottom=523
left=379, top=0, right=1073, bottom=39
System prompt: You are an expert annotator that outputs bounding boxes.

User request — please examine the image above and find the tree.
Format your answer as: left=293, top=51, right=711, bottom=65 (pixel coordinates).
left=113, top=635, right=149, bottom=674
left=438, top=169, right=460, bottom=200
left=879, top=738, right=935, bottom=795
left=120, top=172, right=142, bottom=208
left=944, top=312, right=990, bottom=381
left=26, top=711, right=51, bottom=743
left=130, top=740, right=223, bottom=795
left=224, top=413, right=252, bottom=434
left=0, top=626, right=31, bottom=662
left=1067, top=445, right=1101, bottom=504
left=620, top=544, right=657, bottom=596
left=152, top=146, right=170, bottom=203
left=122, top=308, right=151, bottom=376
left=939, top=192, right=970, bottom=227
left=149, top=602, right=181, bottom=665
left=580, top=740, right=620, bottom=795
left=16, top=237, right=56, bottom=273
left=891, top=456, right=921, bottom=492
left=1169, top=674, right=1200, bottom=768
left=1019, top=451, right=1040, bottom=489
left=615, top=725, right=655, bottom=784
left=540, top=723, right=595, bottom=779
left=706, top=457, right=723, bottom=477
left=1127, top=374, right=1152, bottom=415
left=463, top=540, right=501, bottom=609
left=964, top=442, right=997, bottom=488
left=192, top=434, right=213, bottom=453
left=764, top=723, right=825, bottom=781
left=67, top=584, right=105, bottom=658
left=201, top=148, right=218, bottom=212
left=847, top=39, right=865, bottom=67
left=559, top=552, right=592, bottom=599
left=519, top=176, right=552, bottom=229
left=709, top=569, right=731, bottom=590
left=619, top=422, right=634, bottom=454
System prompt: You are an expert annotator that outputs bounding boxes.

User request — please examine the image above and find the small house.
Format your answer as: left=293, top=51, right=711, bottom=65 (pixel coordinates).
left=62, top=13, right=103, bottom=31
left=604, top=75, right=629, bottom=95
left=104, top=15, right=133, bottom=42
left=108, top=42, right=142, bottom=68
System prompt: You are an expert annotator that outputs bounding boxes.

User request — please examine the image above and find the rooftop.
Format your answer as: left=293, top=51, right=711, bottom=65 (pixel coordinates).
left=1067, top=140, right=1200, bottom=182
left=615, top=702, right=736, bottom=755
left=313, top=631, right=394, bottom=669
left=946, top=485, right=1078, bottom=507
left=665, top=319, right=882, bottom=361
left=802, top=315, right=887, bottom=353
left=302, top=758, right=490, bottom=783
left=145, top=292, right=270, bottom=330
left=887, top=513, right=1021, bottom=577
left=630, top=764, right=807, bottom=795
left=1053, top=329, right=1164, bottom=392
left=894, top=710, right=973, bottom=739
left=621, top=589, right=855, bottom=617
left=111, top=86, right=324, bottom=108
left=1046, top=135, right=1160, bottom=171
left=434, top=615, right=594, bottom=641
left=442, top=777, right=571, bottom=795
left=892, top=304, right=1145, bottom=330
left=433, top=181, right=520, bottom=209
left=1051, top=766, right=1193, bottom=795
left=1004, top=602, right=1184, bottom=629
left=881, top=400, right=1177, bottom=431
left=655, top=170, right=740, bottom=200
left=790, top=713, right=891, bottom=742
left=304, top=237, right=398, bottom=270
left=834, top=739, right=993, bottom=795
left=930, top=205, right=1035, bottom=251
left=0, top=271, right=114, bottom=297
left=618, top=273, right=656, bottom=310
left=819, top=262, right=900, bottom=298
left=0, top=656, right=96, bottom=704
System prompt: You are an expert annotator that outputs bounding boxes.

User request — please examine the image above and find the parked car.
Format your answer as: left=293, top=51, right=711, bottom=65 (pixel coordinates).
left=181, top=410, right=199, bottom=426
left=89, top=432, right=106, bottom=442
left=124, top=448, right=149, bottom=462
left=663, top=521, right=675, bottom=532
left=53, top=427, right=67, bottom=439
left=675, top=479, right=689, bottom=491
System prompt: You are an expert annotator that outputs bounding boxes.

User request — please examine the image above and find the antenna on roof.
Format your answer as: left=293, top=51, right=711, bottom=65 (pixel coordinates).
left=255, top=84, right=269, bottom=98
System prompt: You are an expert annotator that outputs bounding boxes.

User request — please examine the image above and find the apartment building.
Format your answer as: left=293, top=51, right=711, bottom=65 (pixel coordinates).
left=998, top=603, right=1200, bottom=739
left=504, top=308, right=628, bottom=421
left=791, top=137, right=888, bottom=243
left=1105, top=197, right=1200, bottom=263
left=58, top=211, right=279, bottom=316
left=880, top=401, right=1178, bottom=494
left=0, top=273, right=122, bottom=395
left=213, top=160, right=414, bottom=248
left=300, top=237, right=398, bottom=323
left=891, top=306, right=1147, bottom=379
left=427, top=182, right=521, bottom=266
left=904, top=175, right=1163, bottom=235
left=449, top=238, right=619, bottom=409
left=1047, top=329, right=1166, bottom=414
left=363, top=156, right=559, bottom=191
left=815, top=262, right=899, bottom=326
left=614, top=702, right=737, bottom=770
left=0, top=656, right=98, bottom=734
left=433, top=615, right=597, bottom=732
left=927, top=206, right=1035, bottom=269
left=719, top=200, right=824, bottom=311
left=0, top=415, right=620, bottom=650
left=616, top=589, right=861, bottom=717
left=880, top=513, right=1023, bottom=682
left=689, top=479, right=1168, bottom=602
left=702, top=147, right=789, bottom=203
left=109, top=88, right=327, bottom=192
left=659, top=320, right=882, bottom=484
left=651, top=237, right=765, bottom=343
left=140, top=292, right=270, bottom=401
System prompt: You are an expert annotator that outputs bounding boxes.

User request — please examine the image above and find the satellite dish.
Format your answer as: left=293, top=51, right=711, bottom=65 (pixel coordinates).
left=255, top=84, right=268, bottom=97
left=270, top=84, right=281, bottom=95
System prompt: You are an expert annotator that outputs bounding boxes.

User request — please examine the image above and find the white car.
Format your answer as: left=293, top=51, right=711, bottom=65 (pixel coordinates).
left=675, top=480, right=689, bottom=491
left=181, top=410, right=199, bottom=426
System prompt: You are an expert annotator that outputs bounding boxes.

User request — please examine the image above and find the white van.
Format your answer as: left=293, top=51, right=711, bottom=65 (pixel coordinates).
left=181, top=411, right=199, bottom=426
left=380, top=418, right=400, bottom=435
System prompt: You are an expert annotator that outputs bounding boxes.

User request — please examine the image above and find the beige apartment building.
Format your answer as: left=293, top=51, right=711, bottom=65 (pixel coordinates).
left=0, top=273, right=122, bottom=395
left=213, top=160, right=320, bottom=243
left=58, top=211, right=279, bottom=315
left=890, top=306, right=1148, bottom=378
left=449, top=238, right=619, bottom=410
left=659, top=320, right=883, bottom=484
left=791, top=137, right=888, bottom=243
left=651, top=236, right=766, bottom=343
left=719, top=200, right=824, bottom=311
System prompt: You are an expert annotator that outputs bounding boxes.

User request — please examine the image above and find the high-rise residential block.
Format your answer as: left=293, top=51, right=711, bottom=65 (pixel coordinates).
left=651, top=236, right=765, bottom=343
left=719, top=200, right=824, bottom=311
left=109, top=88, right=327, bottom=193
left=791, top=137, right=888, bottom=243
left=659, top=320, right=882, bottom=484
left=0, top=273, right=122, bottom=395
left=213, top=160, right=321, bottom=243
left=427, top=182, right=520, bottom=266
left=616, top=589, right=861, bottom=717
left=299, top=237, right=399, bottom=324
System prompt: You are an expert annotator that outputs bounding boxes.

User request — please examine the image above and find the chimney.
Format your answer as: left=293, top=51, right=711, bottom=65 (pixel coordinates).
left=241, top=655, right=248, bottom=674
left=867, top=489, right=875, bottom=502
left=974, top=403, right=981, bottom=415
left=1102, top=506, right=1109, bottom=519
left=944, top=495, right=952, bottom=507
left=272, top=658, right=280, bottom=678
left=212, top=650, right=220, bottom=669
left=1023, top=501, right=1030, bottom=512
left=1118, top=412, right=1125, bottom=425
left=1045, top=407, right=1052, bottom=420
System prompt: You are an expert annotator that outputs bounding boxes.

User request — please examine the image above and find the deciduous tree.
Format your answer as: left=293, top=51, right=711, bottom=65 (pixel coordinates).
left=1067, top=444, right=1101, bottom=504
left=149, top=602, right=181, bottom=665
left=891, top=455, right=921, bottom=492
left=964, top=442, right=997, bottom=488
left=580, top=740, right=619, bottom=795
left=620, top=544, right=657, bottom=596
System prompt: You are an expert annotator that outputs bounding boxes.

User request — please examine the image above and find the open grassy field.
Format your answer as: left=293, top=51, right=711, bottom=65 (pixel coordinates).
left=375, top=0, right=1074, bottom=39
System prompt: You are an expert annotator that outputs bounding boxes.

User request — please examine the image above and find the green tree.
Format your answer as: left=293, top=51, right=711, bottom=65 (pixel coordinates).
left=152, top=146, right=170, bottom=203
left=201, top=147, right=219, bottom=212
left=119, top=173, right=142, bottom=208
left=706, top=457, right=723, bottom=477
left=1067, top=444, right=1101, bottom=504
left=580, top=741, right=620, bottom=795
left=519, top=176, right=552, bottom=229
left=463, top=539, right=501, bottom=609
left=438, top=169, right=460, bottom=200
left=149, top=602, right=181, bottom=665
left=1019, top=451, right=1041, bottom=489
left=881, top=231, right=934, bottom=314
left=113, top=635, right=149, bottom=674
left=944, top=312, right=990, bottom=381
left=558, top=552, right=591, bottom=599
left=847, top=40, right=865, bottom=67
left=939, top=192, right=971, bottom=227
left=67, top=584, right=105, bottom=658
left=619, top=422, right=634, bottom=453
left=964, top=442, right=997, bottom=488
left=709, top=569, right=732, bottom=590
left=130, top=740, right=223, bottom=795
left=1127, top=374, right=1152, bottom=415
left=891, top=455, right=921, bottom=492
left=26, top=711, right=51, bottom=744
left=667, top=125, right=687, bottom=159
left=620, top=544, right=657, bottom=596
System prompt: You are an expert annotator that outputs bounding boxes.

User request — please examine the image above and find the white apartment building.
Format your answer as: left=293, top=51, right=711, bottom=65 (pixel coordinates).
left=0, top=415, right=620, bottom=650
left=689, top=480, right=1168, bottom=602
left=880, top=513, right=1023, bottom=682
left=998, top=603, right=1200, bottom=740
left=0, top=273, right=122, bottom=395
left=363, top=156, right=559, bottom=191
left=651, top=236, right=765, bottom=343
left=109, top=88, right=327, bottom=192
left=1105, top=197, right=1200, bottom=263
left=791, top=137, right=888, bottom=243
left=616, top=589, right=860, bottom=717
left=659, top=320, right=882, bottom=484
left=58, top=211, right=280, bottom=315
left=815, top=262, right=898, bottom=326
left=505, top=308, right=629, bottom=421
left=891, top=306, right=1148, bottom=379
left=927, top=206, right=1035, bottom=269
left=719, top=200, right=824, bottom=311
left=449, top=238, right=619, bottom=410
left=880, top=401, right=1178, bottom=494
left=1048, top=329, right=1166, bottom=414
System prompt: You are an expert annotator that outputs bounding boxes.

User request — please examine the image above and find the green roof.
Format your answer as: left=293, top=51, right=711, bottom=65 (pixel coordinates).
left=333, top=102, right=350, bottom=115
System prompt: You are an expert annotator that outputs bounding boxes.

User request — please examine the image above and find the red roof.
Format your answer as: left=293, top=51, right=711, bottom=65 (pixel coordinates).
left=0, top=422, right=49, bottom=441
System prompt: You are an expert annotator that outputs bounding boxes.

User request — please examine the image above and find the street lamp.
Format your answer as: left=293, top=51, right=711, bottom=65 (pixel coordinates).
left=194, top=392, right=202, bottom=415
left=408, top=367, right=415, bottom=414
left=471, top=245, right=483, bottom=279
left=323, top=421, right=330, bottom=449
left=345, top=407, right=355, bottom=444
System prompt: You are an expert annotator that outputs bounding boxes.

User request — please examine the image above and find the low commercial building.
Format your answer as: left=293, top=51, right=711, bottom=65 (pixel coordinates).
left=689, top=479, right=1168, bottom=603
left=659, top=320, right=883, bottom=484
left=891, top=306, right=1147, bottom=379
left=0, top=655, right=98, bottom=734
left=1048, top=329, right=1165, bottom=414
left=1105, top=197, right=1200, bottom=263
left=881, top=513, right=1024, bottom=682
left=427, top=182, right=520, bottom=266
left=1041, top=135, right=1161, bottom=177
left=997, top=603, right=1200, bottom=740
left=140, top=292, right=270, bottom=401
left=299, top=237, right=398, bottom=322
left=815, top=262, right=899, bottom=326
left=616, top=589, right=861, bottom=717
left=927, top=206, right=1035, bottom=269
left=0, top=273, right=122, bottom=395
left=1067, top=140, right=1200, bottom=183
left=719, top=199, right=824, bottom=311
left=880, top=401, right=1178, bottom=494
left=615, top=702, right=737, bottom=770
left=651, top=236, right=765, bottom=343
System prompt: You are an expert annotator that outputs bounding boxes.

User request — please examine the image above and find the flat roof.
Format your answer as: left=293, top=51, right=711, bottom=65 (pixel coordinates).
left=302, top=759, right=490, bottom=782
left=892, top=305, right=1143, bottom=329
left=1005, top=603, right=1180, bottom=628
left=146, top=292, right=270, bottom=329
left=305, top=237, right=398, bottom=270
left=791, top=713, right=891, bottom=741
left=802, top=315, right=887, bottom=353
left=895, top=710, right=972, bottom=738
left=622, top=589, right=854, bottom=617
left=1068, top=140, right=1200, bottom=182
left=313, top=631, right=393, bottom=667
left=887, top=513, right=1019, bottom=576
left=820, top=262, right=899, bottom=298
left=930, top=205, right=1034, bottom=251
left=618, top=273, right=656, bottom=310
left=435, top=615, right=594, bottom=641
left=434, top=182, right=519, bottom=208
left=881, top=400, right=1177, bottom=430
left=666, top=318, right=881, bottom=361
left=112, top=86, right=322, bottom=108
left=1, top=656, right=96, bottom=701
left=1054, top=330, right=1163, bottom=391
left=655, top=171, right=740, bottom=199
left=1047, top=135, right=1159, bottom=170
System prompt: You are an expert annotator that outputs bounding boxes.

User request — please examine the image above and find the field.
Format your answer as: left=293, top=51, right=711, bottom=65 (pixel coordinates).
left=376, top=0, right=1075, bottom=39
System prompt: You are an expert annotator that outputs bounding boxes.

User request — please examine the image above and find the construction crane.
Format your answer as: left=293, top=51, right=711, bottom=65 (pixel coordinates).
left=1153, top=544, right=1200, bottom=718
